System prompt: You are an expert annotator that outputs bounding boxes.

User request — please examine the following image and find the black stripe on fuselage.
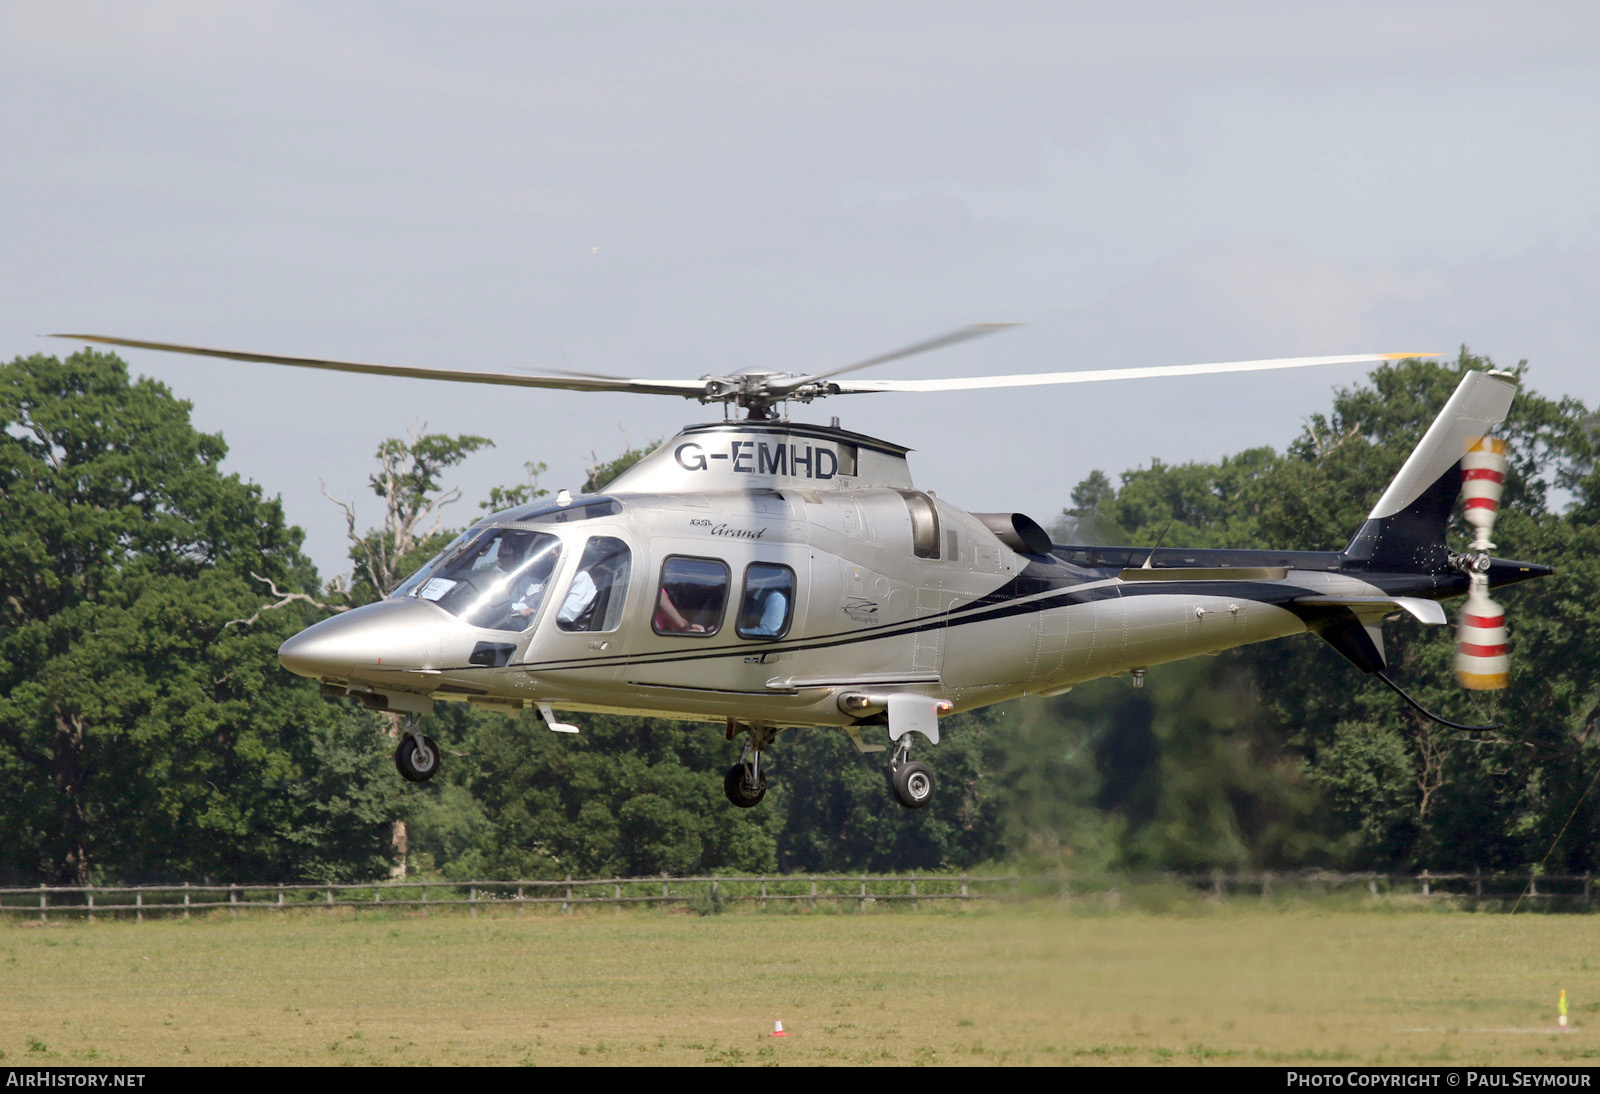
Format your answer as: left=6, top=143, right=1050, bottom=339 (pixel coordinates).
left=438, top=547, right=1456, bottom=679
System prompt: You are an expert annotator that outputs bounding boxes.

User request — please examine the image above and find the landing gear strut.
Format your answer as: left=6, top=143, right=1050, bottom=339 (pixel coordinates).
left=723, top=722, right=776, bottom=808
left=889, top=734, right=935, bottom=809
left=394, top=715, right=440, bottom=783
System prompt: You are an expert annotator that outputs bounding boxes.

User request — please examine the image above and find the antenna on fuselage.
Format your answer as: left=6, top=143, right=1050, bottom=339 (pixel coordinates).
left=1141, top=517, right=1176, bottom=569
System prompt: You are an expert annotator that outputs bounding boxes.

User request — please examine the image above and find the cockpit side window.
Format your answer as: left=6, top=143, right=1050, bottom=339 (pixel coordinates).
left=555, top=536, right=632, bottom=633
left=401, top=527, right=563, bottom=633
left=654, top=556, right=729, bottom=637
left=737, top=563, right=795, bottom=640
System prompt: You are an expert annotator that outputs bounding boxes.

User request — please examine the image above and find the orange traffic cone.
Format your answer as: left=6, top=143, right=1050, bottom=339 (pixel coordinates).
left=771, top=1020, right=789, bottom=1037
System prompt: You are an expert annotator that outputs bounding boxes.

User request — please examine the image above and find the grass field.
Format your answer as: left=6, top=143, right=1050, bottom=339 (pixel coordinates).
left=3, top=898, right=1598, bottom=1066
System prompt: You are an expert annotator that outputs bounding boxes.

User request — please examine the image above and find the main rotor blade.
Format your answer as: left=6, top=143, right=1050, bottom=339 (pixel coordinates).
left=827, top=351, right=1438, bottom=394
left=774, top=322, right=1020, bottom=393
left=50, top=334, right=709, bottom=398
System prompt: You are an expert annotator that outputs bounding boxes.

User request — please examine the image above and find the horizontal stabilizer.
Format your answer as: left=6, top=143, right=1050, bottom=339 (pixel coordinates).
left=1292, top=595, right=1447, bottom=625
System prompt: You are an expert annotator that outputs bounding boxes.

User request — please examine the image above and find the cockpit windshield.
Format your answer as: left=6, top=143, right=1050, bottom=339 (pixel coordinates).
left=392, top=527, right=563, bottom=632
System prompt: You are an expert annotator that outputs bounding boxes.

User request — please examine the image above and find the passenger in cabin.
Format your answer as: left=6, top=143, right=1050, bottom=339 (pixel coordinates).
left=557, top=568, right=597, bottom=627
left=557, top=537, right=633, bottom=632
left=655, top=588, right=707, bottom=633
left=738, top=563, right=793, bottom=638
left=745, top=587, right=788, bottom=637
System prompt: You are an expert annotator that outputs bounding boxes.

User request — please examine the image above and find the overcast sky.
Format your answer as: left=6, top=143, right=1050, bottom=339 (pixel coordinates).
left=3, top=1, right=1596, bottom=578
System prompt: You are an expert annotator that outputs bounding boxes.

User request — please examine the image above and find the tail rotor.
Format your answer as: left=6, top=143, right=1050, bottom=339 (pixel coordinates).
left=1455, top=437, right=1510, bottom=691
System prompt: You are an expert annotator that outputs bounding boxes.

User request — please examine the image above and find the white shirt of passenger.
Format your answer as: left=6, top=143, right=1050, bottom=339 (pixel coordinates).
left=557, top=570, right=598, bottom=625
left=750, top=589, right=787, bottom=636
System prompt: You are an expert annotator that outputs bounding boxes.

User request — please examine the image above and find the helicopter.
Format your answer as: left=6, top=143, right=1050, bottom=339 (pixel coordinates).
left=56, top=329, right=1552, bottom=810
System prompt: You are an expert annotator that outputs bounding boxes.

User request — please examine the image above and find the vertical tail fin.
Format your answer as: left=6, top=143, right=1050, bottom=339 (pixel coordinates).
left=1343, top=371, right=1517, bottom=570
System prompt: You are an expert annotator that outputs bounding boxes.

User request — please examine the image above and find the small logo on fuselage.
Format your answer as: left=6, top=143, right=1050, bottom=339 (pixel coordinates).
left=842, top=597, right=879, bottom=624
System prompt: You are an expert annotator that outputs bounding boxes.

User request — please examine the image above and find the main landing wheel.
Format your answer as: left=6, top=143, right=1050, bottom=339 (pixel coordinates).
left=723, top=763, right=767, bottom=808
left=891, top=761, right=935, bottom=810
left=395, top=735, right=440, bottom=783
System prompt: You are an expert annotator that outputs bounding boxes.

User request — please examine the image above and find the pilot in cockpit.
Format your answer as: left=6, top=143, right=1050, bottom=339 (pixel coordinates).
left=497, top=533, right=558, bottom=628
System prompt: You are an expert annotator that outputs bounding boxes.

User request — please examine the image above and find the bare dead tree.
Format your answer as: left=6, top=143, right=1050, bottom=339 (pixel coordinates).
left=336, top=422, right=494, bottom=600
left=225, top=572, right=351, bottom=627
left=226, top=423, right=492, bottom=628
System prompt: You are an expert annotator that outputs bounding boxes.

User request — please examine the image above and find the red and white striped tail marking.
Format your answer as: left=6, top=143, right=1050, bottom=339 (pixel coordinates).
left=1462, top=436, right=1507, bottom=552
left=1456, top=582, right=1509, bottom=690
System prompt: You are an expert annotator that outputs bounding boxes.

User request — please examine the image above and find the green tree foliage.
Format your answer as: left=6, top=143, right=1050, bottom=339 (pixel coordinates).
left=461, top=711, right=781, bottom=878
left=1052, top=468, right=1125, bottom=544
left=481, top=459, right=548, bottom=514
left=773, top=710, right=1008, bottom=872
left=0, top=351, right=399, bottom=884
left=1000, top=661, right=1331, bottom=872
left=404, top=705, right=1009, bottom=879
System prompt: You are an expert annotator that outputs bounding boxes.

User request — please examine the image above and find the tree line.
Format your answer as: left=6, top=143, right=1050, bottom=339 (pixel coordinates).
left=2, top=348, right=1596, bottom=887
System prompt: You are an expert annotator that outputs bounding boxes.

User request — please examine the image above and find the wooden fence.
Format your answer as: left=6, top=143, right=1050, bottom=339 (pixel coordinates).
left=0, top=874, right=1010, bottom=922
left=1, top=869, right=1594, bottom=922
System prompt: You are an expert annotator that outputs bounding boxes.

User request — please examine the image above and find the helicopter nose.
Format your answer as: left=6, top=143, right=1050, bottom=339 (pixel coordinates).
left=278, top=599, right=442, bottom=679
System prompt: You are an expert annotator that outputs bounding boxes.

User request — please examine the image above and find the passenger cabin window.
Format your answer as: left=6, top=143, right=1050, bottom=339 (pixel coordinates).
left=897, top=490, right=941, bottom=559
left=737, top=564, right=795, bottom=640
left=556, top=536, right=632, bottom=632
left=654, top=557, right=729, bottom=636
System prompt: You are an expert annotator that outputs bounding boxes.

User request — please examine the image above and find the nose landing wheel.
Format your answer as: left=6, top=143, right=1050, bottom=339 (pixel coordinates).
left=888, top=725, right=936, bottom=809
left=395, top=730, right=440, bottom=783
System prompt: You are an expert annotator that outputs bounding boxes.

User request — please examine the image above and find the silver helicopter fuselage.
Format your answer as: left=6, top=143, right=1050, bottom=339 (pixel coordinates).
left=278, top=402, right=1541, bottom=743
